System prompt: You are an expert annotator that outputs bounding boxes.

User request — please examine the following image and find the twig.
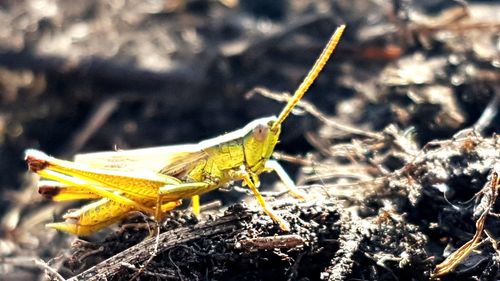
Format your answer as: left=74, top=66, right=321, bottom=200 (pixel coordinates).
left=1, top=256, right=65, bottom=281
left=235, top=235, right=306, bottom=251
left=200, top=200, right=223, bottom=212
left=130, top=221, right=161, bottom=280
left=324, top=207, right=368, bottom=281
left=64, top=97, right=120, bottom=155
left=120, top=262, right=176, bottom=279
left=248, top=87, right=384, bottom=140
left=473, top=89, right=499, bottom=134
left=67, top=211, right=250, bottom=281
left=286, top=252, right=305, bottom=281
left=272, top=152, right=317, bottom=167
left=413, top=22, right=500, bottom=33
left=432, top=170, right=499, bottom=277
left=168, top=249, right=185, bottom=281
left=76, top=246, right=104, bottom=263
left=363, top=252, right=398, bottom=280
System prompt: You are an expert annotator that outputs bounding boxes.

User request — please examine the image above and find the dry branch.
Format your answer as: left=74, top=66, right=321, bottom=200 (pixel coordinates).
left=68, top=211, right=250, bottom=281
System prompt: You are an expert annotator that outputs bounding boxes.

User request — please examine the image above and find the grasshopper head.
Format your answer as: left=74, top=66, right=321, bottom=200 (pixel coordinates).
left=242, top=116, right=280, bottom=172
left=243, top=25, right=345, bottom=173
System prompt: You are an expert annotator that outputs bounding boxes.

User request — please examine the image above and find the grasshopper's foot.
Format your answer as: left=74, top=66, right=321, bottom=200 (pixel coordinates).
left=145, top=220, right=160, bottom=239
left=289, top=189, right=307, bottom=201
left=263, top=207, right=290, bottom=231
left=276, top=218, right=291, bottom=232
left=231, top=168, right=293, bottom=232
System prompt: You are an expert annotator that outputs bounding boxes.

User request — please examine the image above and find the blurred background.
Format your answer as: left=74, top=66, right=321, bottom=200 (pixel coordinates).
left=0, top=0, right=498, bottom=279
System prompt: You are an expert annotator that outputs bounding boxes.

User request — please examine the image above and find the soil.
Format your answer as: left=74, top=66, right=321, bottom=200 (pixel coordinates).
left=0, top=0, right=499, bottom=280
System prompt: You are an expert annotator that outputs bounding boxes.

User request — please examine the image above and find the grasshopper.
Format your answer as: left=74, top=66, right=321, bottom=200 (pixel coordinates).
left=25, top=25, right=345, bottom=235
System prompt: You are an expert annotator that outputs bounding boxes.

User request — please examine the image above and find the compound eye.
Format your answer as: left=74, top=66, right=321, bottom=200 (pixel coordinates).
left=252, top=124, right=269, bottom=142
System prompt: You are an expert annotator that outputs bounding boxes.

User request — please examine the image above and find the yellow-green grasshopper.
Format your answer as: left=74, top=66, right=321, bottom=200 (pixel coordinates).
left=25, top=25, right=345, bottom=235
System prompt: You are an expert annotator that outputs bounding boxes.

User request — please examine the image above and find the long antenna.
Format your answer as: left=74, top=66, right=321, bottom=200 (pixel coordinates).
left=271, top=25, right=345, bottom=131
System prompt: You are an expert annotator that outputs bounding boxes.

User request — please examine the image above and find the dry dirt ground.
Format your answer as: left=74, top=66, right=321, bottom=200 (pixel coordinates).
left=0, top=0, right=499, bottom=280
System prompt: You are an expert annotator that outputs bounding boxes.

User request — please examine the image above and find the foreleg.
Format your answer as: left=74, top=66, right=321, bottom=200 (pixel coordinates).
left=264, top=160, right=306, bottom=200
left=229, top=169, right=290, bottom=231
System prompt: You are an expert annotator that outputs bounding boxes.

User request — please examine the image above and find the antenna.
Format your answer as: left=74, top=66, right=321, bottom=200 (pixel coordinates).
left=271, top=25, right=345, bottom=131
